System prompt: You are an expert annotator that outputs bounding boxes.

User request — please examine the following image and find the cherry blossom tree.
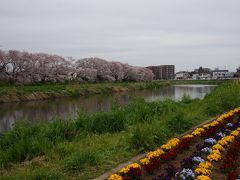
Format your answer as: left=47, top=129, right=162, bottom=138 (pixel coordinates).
left=75, top=58, right=113, bottom=81
left=0, top=50, right=10, bottom=82
left=0, top=49, right=153, bottom=84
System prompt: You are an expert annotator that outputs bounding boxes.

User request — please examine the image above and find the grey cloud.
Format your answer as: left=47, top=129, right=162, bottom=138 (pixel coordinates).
left=0, top=0, right=240, bottom=71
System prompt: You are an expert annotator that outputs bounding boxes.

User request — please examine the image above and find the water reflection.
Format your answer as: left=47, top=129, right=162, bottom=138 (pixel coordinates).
left=0, top=84, right=216, bottom=132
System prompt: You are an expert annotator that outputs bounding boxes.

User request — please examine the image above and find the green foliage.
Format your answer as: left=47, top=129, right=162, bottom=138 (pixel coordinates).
left=181, top=94, right=193, bottom=104
left=204, top=80, right=240, bottom=115
left=43, top=120, right=77, bottom=141
left=125, top=97, right=155, bottom=124
left=166, top=109, right=195, bottom=133
left=76, top=109, right=126, bottom=133
left=128, top=125, right=157, bottom=151
left=63, top=149, right=100, bottom=171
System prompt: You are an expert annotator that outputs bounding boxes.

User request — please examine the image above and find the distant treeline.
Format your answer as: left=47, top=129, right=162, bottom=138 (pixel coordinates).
left=0, top=49, right=153, bottom=84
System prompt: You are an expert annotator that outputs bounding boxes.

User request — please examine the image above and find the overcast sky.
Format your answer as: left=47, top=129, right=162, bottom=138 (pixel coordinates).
left=0, top=0, right=240, bottom=72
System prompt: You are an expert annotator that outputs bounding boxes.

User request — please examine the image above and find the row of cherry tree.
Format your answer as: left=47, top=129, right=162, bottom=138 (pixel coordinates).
left=0, top=50, right=153, bottom=84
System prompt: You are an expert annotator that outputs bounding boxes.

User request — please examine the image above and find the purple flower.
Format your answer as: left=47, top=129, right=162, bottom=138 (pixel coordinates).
left=175, top=168, right=195, bottom=180
left=204, top=138, right=216, bottom=145
left=192, top=156, right=205, bottom=164
left=216, top=132, right=226, bottom=138
left=224, top=128, right=231, bottom=134
left=201, top=147, right=212, bottom=153
left=226, top=123, right=233, bottom=128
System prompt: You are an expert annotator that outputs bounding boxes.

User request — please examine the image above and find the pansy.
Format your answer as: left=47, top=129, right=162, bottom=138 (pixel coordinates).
left=146, top=149, right=164, bottom=159
left=226, top=123, right=233, bottom=127
left=216, top=132, right=226, bottom=138
left=119, top=163, right=141, bottom=174
left=204, top=138, right=216, bottom=145
left=198, top=161, right=213, bottom=169
left=192, top=128, right=205, bottom=136
left=192, top=156, right=205, bottom=164
left=140, top=158, right=150, bottom=165
left=108, top=174, right=122, bottom=180
left=207, top=152, right=221, bottom=162
left=175, top=168, right=195, bottom=179
left=201, top=147, right=212, bottom=153
left=196, top=175, right=211, bottom=180
left=231, top=130, right=240, bottom=137
left=195, top=167, right=212, bottom=176
left=212, top=144, right=224, bottom=151
left=161, top=138, right=180, bottom=150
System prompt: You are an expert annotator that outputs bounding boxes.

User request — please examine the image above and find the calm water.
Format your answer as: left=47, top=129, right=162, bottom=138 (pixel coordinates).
left=0, top=84, right=216, bottom=132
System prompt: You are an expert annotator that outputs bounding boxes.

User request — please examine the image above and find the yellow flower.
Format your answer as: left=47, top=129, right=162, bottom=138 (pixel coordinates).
left=183, top=134, right=194, bottom=139
left=231, top=130, right=240, bottom=137
left=218, top=139, right=228, bottom=146
left=119, top=163, right=141, bottom=174
left=131, top=163, right=141, bottom=169
left=216, top=117, right=224, bottom=122
left=198, top=161, right=213, bottom=169
left=192, top=128, right=205, bottom=136
left=212, top=144, right=224, bottom=151
left=161, top=144, right=172, bottom=150
left=146, top=149, right=164, bottom=159
left=217, top=135, right=235, bottom=147
left=108, top=174, right=122, bottom=180
left=196, top=175, right=211, bottom=180
left=233, top=107, right=240, bottom=113
left=203, top=124, right=210, bottom=129
left=203, top=121, right=219, bottom=129
left=222, top=136, right=235, bottom=143
left=195, top=168, right=212, bottom=176
left=119, top=167, right=129, bottom=174
left=161, top=138, right=180, bottom=150
left=168, top=138, right=180, bottom=145
left=140, top=158, right=150, bottom=165
left=212, top=149, right=221, bottom=155
left=207, top=152, right=221, bottom=162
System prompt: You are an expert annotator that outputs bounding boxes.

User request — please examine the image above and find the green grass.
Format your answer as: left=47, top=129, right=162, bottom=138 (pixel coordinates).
left=0, top=81, right=167, bottom=95
left=0, top=80, right=223, bottom=102
left=0, top=81, right=172, bottom=102
left=0, top=80, right=239, bottom=179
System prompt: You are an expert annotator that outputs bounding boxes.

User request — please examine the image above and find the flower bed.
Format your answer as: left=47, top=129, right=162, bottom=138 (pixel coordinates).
left=108, top=107, right=240, bottom=180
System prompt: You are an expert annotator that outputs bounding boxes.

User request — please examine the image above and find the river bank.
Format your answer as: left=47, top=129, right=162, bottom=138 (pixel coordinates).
left=0, top=80, right=239, bottom=179
left=0, top=80, right=223, bottom=103
left=0, top=84, right=216, bottom=132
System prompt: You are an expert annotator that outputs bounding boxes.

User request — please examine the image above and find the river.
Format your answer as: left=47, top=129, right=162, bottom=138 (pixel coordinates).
left=0, top=84, right=216, bottom=132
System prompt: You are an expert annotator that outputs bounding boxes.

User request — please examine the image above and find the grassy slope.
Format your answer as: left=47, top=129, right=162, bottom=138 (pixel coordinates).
left=0, top=81, right=169, bottom=96
left=0, top=80, right=223, bottom=100
left=0, top=80, right=239, bottom=179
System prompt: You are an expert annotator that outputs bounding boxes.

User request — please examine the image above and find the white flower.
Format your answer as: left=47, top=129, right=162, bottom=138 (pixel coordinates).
left=204, top=138, right=216, bottom=144
left=226, top=123, right=233, bottom=127
left=201, top=147, right=212, bottom=153
left=216, top=132, right=226, bottom=138
left=175, top=168, right=195, bottom=180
